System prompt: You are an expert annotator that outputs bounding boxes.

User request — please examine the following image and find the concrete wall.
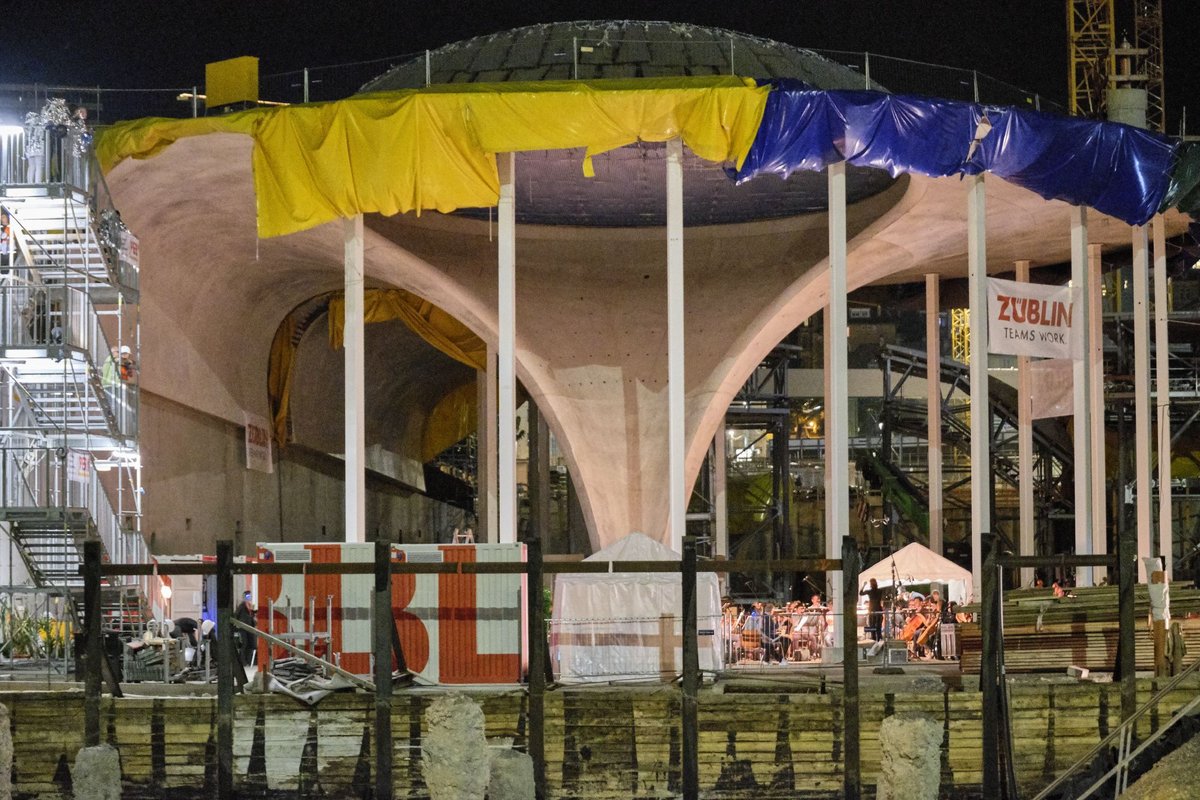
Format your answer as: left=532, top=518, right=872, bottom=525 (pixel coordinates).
left=141, top=392, right=470, bottom=556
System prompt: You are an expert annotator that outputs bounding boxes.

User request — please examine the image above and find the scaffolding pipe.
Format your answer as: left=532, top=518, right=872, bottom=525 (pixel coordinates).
left=1133, top=225, right=1152, bottom=580
left=1153, top=215, right=1172, bottom=575
left=826, top=161, right=849, bottom=644
left=967, top=175, right=989, bottom=595
left=1071, top=208, right=1094, bottom=587
left=1015, top=260, right=1035, bottom=588
left=926, top=274, right=944, bottom=555
left=667, top=138, right=685, bottom=553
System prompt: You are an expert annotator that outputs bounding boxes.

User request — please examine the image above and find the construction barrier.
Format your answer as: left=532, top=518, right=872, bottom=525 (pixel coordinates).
left=255, top=542, right=526, bottom=684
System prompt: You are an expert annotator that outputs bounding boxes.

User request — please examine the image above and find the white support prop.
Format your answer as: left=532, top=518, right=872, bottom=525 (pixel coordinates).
left=343, top=215, right=366, bottom=544
left=967, top=175, right=989, bottom=597
left=1153, top=215, right=1172, bottom=576
left=667, top=138, right=686, bottom=553
left=925, top=274, right=944, bottom=556
left=714, top=430, right=728, bottom=557
left=497, top=153, right=517, bottom=544
left=826, top=161, right=849, bottom=644
left=1071, top=208, right=1094, bottom=587
left=1133, top=225, right=1152, bottom=581
left=1088, top=244, right=1108, bottom=582
left=477, top=352, right=499, bottom=543
left=1015, top=260, right=1036, bottom=588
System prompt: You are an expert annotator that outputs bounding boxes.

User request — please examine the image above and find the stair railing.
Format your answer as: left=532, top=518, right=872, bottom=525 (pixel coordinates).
left=89, top=157, right=139, bottom=297
left=1031, top=652, right=1200, bottom=800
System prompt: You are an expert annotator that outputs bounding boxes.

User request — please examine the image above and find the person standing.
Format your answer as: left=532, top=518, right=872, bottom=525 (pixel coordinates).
left=861, top=578, right=884, bottom=641
left=234, top=591, right=257, bottom=666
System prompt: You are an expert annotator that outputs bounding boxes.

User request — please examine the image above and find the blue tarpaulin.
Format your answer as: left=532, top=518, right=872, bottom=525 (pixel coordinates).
left=734, top=81, right=1179, bottom=227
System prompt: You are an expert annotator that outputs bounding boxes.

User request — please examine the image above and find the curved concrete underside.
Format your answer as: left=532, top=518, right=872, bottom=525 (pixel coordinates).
left=108, top=133, right=1188, bottom=550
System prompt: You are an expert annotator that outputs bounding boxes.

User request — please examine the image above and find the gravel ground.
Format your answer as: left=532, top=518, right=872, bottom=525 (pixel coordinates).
left=1119, top=732, right=1200, bottom=800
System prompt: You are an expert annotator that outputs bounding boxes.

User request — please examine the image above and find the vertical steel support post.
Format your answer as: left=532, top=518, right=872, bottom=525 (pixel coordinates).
left=528, top=403, right=551, bottom=543
left=826, top=162, right=849, bottom=643
left=681, top=536, right=699, bottom=800
left=714, top=430, right=728, bottom=557
left=1153, top=215, right=1172, bottom=575
left=498, top=154, right=517, bottom=544
left=925, top=274, right=944, bottom=555
left=967, top=175, right=990, bottom=595
left=1072, top=208, right=1095, bottom=586
left=478, top=351, right=499, bottom=542
left=1015, top=260, right=1035, bottom=588
left=1089, top=244, right=1108, bottom=581
left=216, top=540, right=234, bottom=800
left=841, top=536, right=861, bottom=800
left=373, top=540, right=393, bottom=800
left=1119, top=468, right=1138, bottom=721
left=667, top=138, right=686, bottom=553
left=344, top=215, right=366, bottom=543
left=83, top=539, right=102, bottom=747
left=1133, top=225, right=1152, bottom=580
left=526, top=537, right=547, bottom=799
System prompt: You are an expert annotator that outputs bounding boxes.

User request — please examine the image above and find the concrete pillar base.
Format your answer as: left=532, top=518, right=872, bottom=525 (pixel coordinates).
left=72, top=744, right=121, bottom=800
left=877, top=712, right=942, bottom=800
left=422, top=692, right=490, bottom=800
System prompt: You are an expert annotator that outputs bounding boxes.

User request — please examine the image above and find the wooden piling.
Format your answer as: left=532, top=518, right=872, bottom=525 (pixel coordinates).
left=841, top=536, right=860, bottom=800
left=527, top=536, right=547, bottom=800
left=82, top=539, right=102, bottom=748
left=215, top=540, right=234, bottom=800
left=681, top=536, right=699, bottom=800
left=373, top=539, right=394, bottom=800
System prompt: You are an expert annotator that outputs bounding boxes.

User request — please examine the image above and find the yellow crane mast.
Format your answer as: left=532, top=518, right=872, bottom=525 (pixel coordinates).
left=1068, top=0, right=1116, bottom=118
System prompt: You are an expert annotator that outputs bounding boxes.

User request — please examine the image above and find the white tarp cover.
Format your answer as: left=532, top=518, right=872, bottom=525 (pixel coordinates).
left=858, top=542, right=974, bottom=605
left=551, top=532, right=722, bottom=683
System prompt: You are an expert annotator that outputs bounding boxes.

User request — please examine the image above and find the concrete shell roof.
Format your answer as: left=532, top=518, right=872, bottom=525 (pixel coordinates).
left=111, top=21, right=1192, bottom=550
left=363, top=21, right=894, bottom=227
left=361, top=21, right=873, bottom=90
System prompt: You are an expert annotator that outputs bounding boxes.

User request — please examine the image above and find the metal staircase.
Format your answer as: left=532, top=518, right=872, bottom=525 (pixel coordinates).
left=0, top=106, right=147, bottom=630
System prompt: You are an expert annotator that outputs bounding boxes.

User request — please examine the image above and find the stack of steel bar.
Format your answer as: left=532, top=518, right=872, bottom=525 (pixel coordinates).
left=958, top=585, right=1200, bottom=674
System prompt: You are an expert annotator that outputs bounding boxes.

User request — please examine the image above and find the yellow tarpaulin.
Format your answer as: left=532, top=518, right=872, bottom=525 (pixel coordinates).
left=268, top=288, right=486, bottom=451
left=96, top=77, right=769, bottom=238
left=422, top=381, right=478, bottom=463
left=327, top=289, right=486, bottom=370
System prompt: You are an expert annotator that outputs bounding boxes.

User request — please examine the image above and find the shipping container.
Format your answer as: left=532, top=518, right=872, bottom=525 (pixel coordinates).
left=254, top=542, right=526, bottom=684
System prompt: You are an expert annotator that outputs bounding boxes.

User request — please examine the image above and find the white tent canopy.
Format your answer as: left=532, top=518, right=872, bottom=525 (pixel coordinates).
left=858, top=542, right=974, bottom=605
left=550, top=532, right=722, bottom=683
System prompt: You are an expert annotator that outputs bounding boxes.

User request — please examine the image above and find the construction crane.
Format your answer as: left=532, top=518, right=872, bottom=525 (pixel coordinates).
left=1132, top=0, right=1165, bottom=133
left=1068, top=0, right=1165, bottom=133
left=1068, top=0, right=1115, bottom=119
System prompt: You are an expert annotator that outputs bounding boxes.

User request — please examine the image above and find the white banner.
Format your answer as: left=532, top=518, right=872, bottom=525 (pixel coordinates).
left=244, top=413, right=273, bottom=473
left=119, top=229, right=139, bottom=269
left=987, top=277, right=1081, bottom=360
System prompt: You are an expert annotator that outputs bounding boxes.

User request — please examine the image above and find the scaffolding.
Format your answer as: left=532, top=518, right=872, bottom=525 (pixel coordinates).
left=1132, top=0, right=1165, bottom=133
left=1067, top=0, right=1116, bottom=119
left=0, top=102, right=147, bottom=637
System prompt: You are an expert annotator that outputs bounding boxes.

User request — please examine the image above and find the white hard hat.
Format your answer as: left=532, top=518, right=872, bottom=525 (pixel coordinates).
left=119, top=345, right=131, bottom=355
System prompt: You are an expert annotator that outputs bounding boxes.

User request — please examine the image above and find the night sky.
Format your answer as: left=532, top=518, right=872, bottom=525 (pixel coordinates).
left=2, top=0, right=1197, bottom=133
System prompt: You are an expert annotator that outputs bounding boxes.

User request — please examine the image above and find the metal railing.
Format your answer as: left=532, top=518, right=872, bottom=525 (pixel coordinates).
left=0, top=442, right=139, bottom=588
left=1031, top=653, right=1200, bottom=800
left=0, top=127, right=89, bottom=190
left=0, top=46, right=1064, bottom=127
left=0, top=281, right=138, bottom=438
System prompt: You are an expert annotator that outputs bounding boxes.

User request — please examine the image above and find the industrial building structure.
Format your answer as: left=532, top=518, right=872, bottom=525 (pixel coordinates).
left=0, top=13, right=1199, bottom=799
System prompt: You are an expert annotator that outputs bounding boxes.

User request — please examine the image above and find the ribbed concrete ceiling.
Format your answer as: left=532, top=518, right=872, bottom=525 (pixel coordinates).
left=363, top=21, right=894, bottom=227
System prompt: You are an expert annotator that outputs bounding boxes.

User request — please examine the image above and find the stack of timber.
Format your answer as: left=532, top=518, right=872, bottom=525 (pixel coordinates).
left=959, top=585, right=1200, bottom=674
